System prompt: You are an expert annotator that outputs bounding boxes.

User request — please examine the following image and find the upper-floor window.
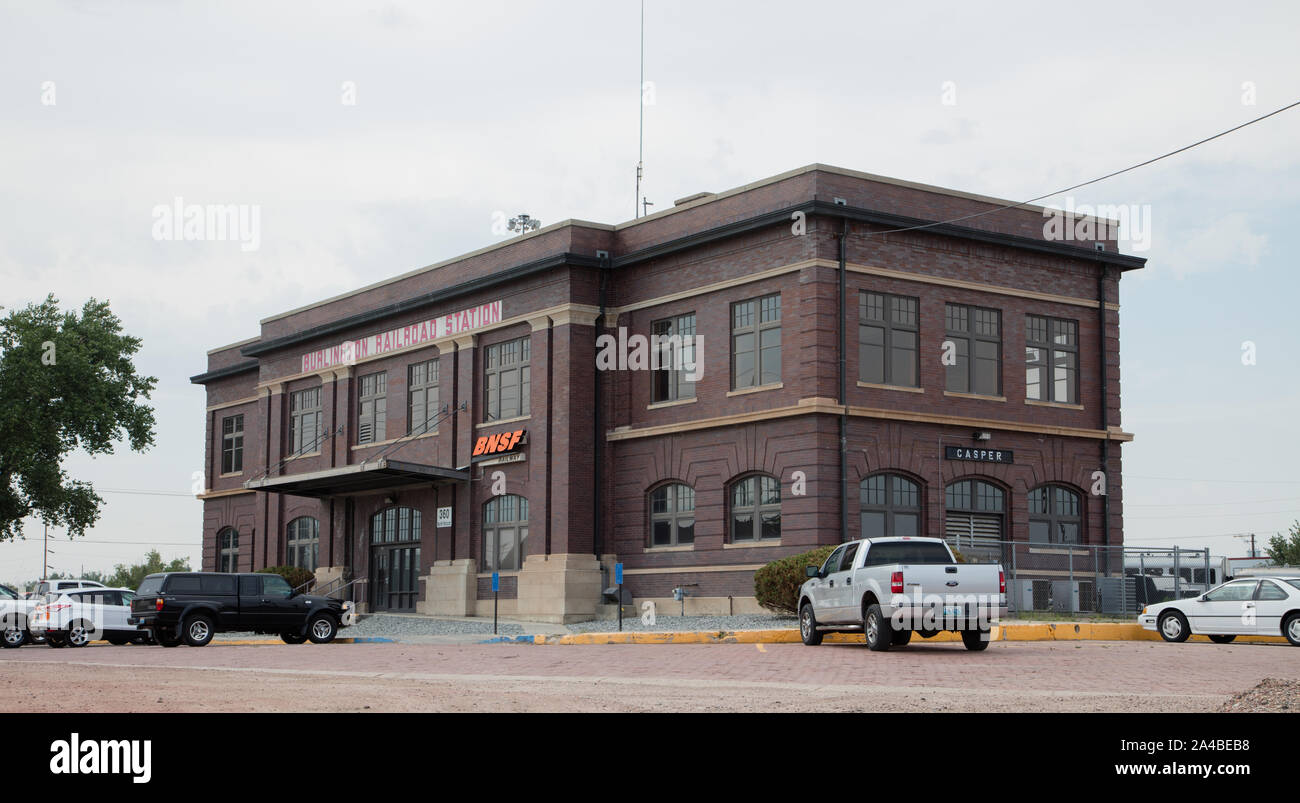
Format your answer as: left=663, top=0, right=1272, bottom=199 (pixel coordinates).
left=357, top=371, right=387, bottom=444
left=221, top=414, right=244, bottom=474
left=289, top=388, right=322, bottom=455
left=945, top=303, right=1001, bottom=396
left=1026, top=316, right=1078, bottom=404
left=484, top=337, right=530, bottom=421
left=651, top=313, right=697, bottom=402
left=731, top=294, right=781, bottom=389
left=859, top=292, right=919, bottom=387
left=730, top=474, right=781, bottom=542
left=650, top=483, right=695, bottom=546
left=408, top=359, right=439, bottom=435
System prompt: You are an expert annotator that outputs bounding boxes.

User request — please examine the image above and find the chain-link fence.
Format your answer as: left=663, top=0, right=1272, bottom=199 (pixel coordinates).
left=947, top=537, right=1219, bottom=616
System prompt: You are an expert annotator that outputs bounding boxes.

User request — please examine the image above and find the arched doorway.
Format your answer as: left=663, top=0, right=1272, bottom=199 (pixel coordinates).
left=370, top=507, right=422, bottom=611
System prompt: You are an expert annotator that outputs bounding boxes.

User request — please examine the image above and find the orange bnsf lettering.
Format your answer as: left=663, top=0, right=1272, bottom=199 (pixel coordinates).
left=473, top=436, right=488, bottom=456
left=485, top=433, right=502, bottom=453
left=505, top=430, right=523, bottom=450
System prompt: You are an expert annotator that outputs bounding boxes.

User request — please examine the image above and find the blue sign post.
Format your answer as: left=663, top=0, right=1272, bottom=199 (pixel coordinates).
left=492, top=572, right=500, bottom=634
left=615, top=563, right=624, bottom=632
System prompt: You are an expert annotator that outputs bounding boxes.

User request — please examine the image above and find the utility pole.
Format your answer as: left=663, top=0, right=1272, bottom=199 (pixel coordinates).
left=43, top=521, right=48, bottom=579
left=635, top=0, right=645, bottom=218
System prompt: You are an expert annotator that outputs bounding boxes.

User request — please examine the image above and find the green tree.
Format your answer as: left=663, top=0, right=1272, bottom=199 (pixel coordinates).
left=1265, top=521, right=1300, bottom=566
left=0, top=295, right=157, bottom=541
left=105, top=550, right=190, bottom=591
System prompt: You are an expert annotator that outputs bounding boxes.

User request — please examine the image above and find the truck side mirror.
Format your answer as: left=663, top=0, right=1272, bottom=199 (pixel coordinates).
left=806, top=566, right=820, bottom=578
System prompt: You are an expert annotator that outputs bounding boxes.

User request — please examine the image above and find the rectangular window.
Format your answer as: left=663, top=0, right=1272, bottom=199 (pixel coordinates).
left=651, top=313, right=696, bottom=402
left=731, top=294, right=781, bottom=390
left=408, top=359, right=439, bottom=435
left=221, top=414, right=244, bottom=474
left=484, top=336, right=531, bottom=421
left=1026, top=315, right=1078, bottom=404
left=945, top=303, right=1001, bottom=396
left=357, top=372, right=387, bottom=444
left=859, top=292, right=919, bottom=387
left=289, top=388, right=322, bottom=455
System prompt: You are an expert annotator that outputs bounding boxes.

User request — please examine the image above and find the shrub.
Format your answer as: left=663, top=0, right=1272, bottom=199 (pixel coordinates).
left=754, top=544, right=838, bottom=615
left=257, top=566, right=316, bottom=593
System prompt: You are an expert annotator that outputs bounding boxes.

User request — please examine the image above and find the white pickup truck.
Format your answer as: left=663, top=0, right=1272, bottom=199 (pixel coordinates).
left=797, top=536, right=1007, bottom=651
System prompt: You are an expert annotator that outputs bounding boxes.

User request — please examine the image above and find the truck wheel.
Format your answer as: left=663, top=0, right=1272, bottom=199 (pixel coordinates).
left=182, top=615, right=215, bottom=647
left=106, top=634, right=130, bottom=646
left=307, top=613, right=338, bottom=644
left=46, top=634, right=67, bottom=648
left=961, top=628, right=991, bottom=651
left=799, top=603, right=823, bottom=646
left=891, top=629, right=912, bottom=647
left=281, top=632, right=307, bottom=645
left=864, top=604, right=891, bottom=652
left=1158, top=611, right=1190, bottom=643
left=157, top=630, right=182, bottom=647
left=1208, top=634, right=1236, bottom=644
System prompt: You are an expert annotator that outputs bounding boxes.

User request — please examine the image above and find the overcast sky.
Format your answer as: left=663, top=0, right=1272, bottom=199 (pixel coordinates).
left=2, top=1, right=1298, bottom=586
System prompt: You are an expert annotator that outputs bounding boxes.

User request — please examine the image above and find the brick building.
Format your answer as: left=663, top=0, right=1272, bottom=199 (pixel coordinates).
left=192, top=164, right=1142, bottom=622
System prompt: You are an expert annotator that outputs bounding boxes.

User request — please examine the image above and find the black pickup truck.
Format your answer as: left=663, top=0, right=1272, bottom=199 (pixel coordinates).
left=128, top=572, right=353, bottom=647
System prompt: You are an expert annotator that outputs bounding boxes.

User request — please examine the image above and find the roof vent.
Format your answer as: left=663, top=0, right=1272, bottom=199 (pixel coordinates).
left=673, top=192, right=714, bottom=207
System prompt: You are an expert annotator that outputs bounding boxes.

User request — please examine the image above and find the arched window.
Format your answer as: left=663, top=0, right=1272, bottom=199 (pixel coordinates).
left=218, top=527, right=239, bottom=573
left=286, top=517, right=320, bottom=571
left=1029, top=485, right=1082, bottom=544
left=945, top=479, right=1004, bottom=551
left=860, top=474, right=921, bottom=539
left=730, top=474, right=780, bottom=542
left=650, top=483, right=695, bottom=547
left=483, top=495, right=529, bottom=571
left=370, top=507, right=421, bottom=612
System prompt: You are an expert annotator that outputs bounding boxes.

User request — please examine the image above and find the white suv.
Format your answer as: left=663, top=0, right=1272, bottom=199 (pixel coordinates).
left=33, top=579, right=107, bottom=597
left=29, top=588, right=147, bottom=647
left=0, top=584, right=37, bottom=648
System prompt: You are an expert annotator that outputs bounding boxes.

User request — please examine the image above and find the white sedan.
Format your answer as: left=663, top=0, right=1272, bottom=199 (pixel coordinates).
left=1138, top=576, right=1300, bottom=645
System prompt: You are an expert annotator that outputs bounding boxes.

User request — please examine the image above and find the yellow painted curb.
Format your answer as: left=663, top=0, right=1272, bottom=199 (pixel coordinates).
left=535, top=624, right=1291, bottom=646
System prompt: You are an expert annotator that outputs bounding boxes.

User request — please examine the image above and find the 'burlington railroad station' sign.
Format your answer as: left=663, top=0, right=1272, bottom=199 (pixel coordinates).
left=301, top=300, right=503, bottom=373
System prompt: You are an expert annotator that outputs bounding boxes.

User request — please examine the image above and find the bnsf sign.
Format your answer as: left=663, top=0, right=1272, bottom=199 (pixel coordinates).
left=473, top=429, right=526, bottom=458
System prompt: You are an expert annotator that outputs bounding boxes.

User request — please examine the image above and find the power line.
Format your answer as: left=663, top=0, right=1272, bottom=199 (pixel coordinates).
left=97, top=488, right=196, bottom=498
left=861, top=99, right=1300, bottom=238
left=1127, top=509, right=1300, bottom=521
left=1125, top=496, right=1299, bottom=508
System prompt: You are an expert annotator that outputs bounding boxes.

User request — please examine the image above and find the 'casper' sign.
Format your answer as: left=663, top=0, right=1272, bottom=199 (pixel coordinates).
left=944, top=445, right=1014, bottom=464
left=301, top=300, right=502, bottom=373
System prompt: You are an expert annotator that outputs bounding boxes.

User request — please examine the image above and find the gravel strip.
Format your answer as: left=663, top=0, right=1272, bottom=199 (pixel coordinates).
left=564, top=614, right=798, bottom=633
left=1220, top=677, right=1300, bottom=712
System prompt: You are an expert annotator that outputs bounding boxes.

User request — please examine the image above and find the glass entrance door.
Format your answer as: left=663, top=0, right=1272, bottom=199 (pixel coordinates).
left=370, top=545, right=420, bottom=612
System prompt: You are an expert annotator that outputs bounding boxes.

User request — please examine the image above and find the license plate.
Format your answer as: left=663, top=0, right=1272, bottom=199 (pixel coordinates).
left=943, top=606, right=962, bottom=618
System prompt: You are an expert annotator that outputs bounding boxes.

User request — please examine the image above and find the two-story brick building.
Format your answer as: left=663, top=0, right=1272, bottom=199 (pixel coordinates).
left=192, top=164, right=1142, bottom=622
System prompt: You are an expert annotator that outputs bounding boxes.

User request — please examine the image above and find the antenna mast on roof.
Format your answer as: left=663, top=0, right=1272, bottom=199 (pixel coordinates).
left=635, top=0, right=644, bottom=218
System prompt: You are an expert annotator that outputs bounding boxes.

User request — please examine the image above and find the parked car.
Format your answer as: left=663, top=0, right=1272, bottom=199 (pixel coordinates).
left=128, top=572, right=353, bottom=647
left=1138, top=576, right=1300, bottom=645
left=29, top=588, right=149, bottom=647
left=0, top=583, right=38, bottom=648
left=798, top=536, right=1008, bottom=651
left=33, top=579, right=107, bottom=597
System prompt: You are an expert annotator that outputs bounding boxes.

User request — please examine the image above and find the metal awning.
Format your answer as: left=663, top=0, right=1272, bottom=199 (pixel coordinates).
left=244, top=458, right=468, bottom=498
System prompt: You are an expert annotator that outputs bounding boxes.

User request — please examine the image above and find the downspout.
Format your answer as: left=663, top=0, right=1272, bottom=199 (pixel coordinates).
left=1098, top=260, right=1111, bottom=567
left=594, top=254, right=611, bottom=558
left=839, top=218, right=849, bottom=545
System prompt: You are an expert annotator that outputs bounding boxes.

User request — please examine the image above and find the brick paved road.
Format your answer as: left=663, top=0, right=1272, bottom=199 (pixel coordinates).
left=3, top=639, right=1295, bottom=712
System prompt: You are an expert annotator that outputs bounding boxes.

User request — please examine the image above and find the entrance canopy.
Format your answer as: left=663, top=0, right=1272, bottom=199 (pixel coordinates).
left=244, top=458, right=467, bottom=499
